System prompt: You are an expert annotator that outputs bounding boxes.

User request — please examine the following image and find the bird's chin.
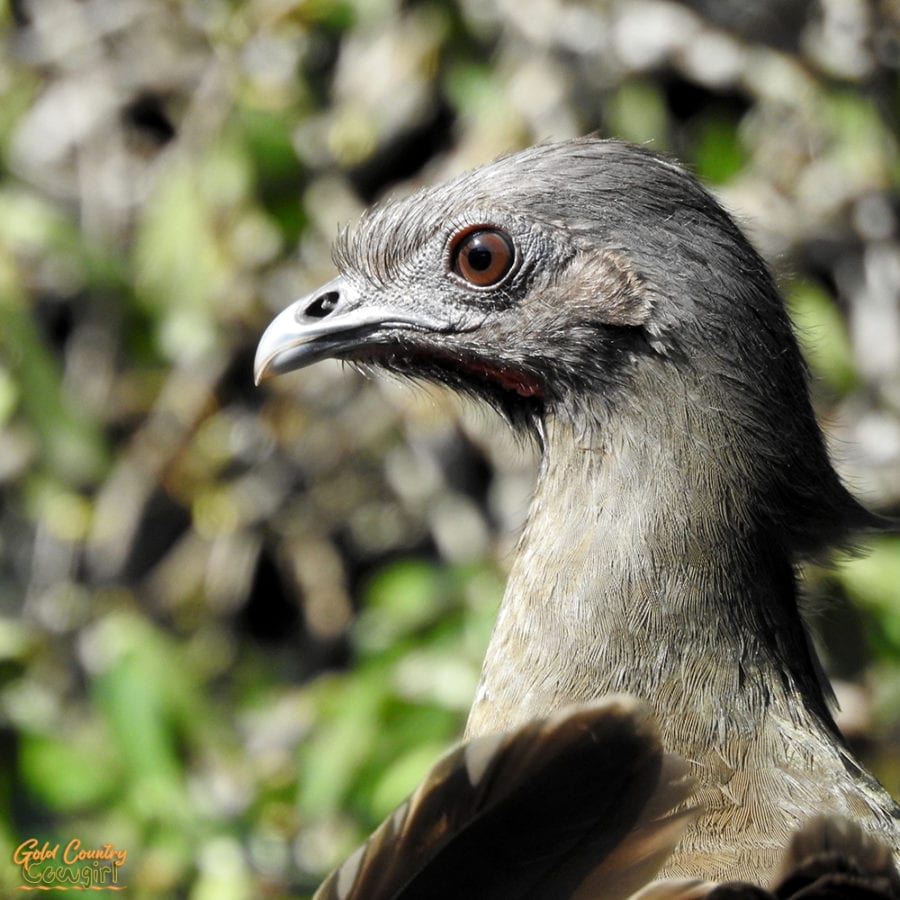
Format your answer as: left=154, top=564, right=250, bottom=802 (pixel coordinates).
left=346, top=346, right=546, bottom=431
left=437, top=353, right=544, bottom=399
left=358, top=345, right=544, bottom=401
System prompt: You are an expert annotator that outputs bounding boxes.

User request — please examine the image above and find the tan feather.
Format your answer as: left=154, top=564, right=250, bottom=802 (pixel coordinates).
left=651, top=817, right=900, bottom=900
left=626, top=817, right=900, bottom=899
left=629, top=880, right=718, bottom=900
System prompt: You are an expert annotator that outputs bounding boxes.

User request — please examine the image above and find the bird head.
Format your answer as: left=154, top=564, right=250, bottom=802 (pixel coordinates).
left=255, top=140, right=683, bottom=424
left=256, top=140, right=798, bottom=424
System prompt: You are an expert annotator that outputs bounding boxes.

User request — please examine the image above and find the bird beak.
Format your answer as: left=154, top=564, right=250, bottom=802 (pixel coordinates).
left=253, top=276, right=452, bottom=385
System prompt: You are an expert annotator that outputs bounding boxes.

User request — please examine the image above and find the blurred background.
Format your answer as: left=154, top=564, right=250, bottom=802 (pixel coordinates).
left=1, top=0, right=899, bottom=896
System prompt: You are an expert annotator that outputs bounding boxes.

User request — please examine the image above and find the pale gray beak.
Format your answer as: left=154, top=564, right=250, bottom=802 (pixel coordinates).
left=253, top=276, right=451, bottom=384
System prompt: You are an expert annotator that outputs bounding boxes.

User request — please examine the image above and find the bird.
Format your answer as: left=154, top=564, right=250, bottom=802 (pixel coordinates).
left=254, top=137, right=900, bottom=884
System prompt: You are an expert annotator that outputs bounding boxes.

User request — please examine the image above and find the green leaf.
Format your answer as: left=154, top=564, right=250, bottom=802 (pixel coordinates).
left=354, top=560, right=447, bottom=654
left=133, top=160, right=230, bottom=362
left=0, top=254, right=109, bottom=485
left=88, top=614, right=202, bottom=823
left=20, top=726, right=121, bottom=811
left=607, top=81, right=669, bottom=148
left=692, top=116, right=745, bottom=184
left=298, top=674, right=387, bottom=817
left=238, top=106, right=304, bottom=188
left=369, top=740, right=450, bottom=818
left=788, top=279, right=857, bottom=392
left=838, top=536, right=900, bottom=659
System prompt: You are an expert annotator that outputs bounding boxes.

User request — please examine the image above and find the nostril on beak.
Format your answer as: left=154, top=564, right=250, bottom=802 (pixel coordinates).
left=302, top=290, right=340, bottom=319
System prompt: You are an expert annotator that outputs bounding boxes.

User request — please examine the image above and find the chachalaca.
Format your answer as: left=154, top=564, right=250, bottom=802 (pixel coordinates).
left=255, top=138, right=900, bottom=883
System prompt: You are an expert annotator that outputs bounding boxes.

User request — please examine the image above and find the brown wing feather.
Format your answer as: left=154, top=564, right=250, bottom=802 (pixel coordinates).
left=314, top=695, right=698, bottom=900
left=768, top=815, right=900, bottom=899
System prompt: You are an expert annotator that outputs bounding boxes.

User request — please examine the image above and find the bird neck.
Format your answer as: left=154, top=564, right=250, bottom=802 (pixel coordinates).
left=465, top=372, right=838, bottom=761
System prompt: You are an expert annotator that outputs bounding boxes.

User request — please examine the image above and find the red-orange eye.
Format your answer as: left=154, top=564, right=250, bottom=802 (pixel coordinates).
left=450, top=227, right=515, bottom=287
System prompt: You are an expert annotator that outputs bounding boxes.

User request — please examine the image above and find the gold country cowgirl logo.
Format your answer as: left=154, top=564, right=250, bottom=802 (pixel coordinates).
left=12, top=838, right=128, bottom=891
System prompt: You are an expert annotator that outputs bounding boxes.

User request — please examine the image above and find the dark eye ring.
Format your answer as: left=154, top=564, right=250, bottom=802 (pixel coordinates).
left=449, top=226, right=516, bottom=288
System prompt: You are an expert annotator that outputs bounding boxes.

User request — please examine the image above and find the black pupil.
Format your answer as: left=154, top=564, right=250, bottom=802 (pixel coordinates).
left=467, top=240, right=493, bottom=271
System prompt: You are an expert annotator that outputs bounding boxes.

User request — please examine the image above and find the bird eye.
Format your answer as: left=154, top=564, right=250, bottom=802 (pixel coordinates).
left=449, top=227, right=515, bottom=288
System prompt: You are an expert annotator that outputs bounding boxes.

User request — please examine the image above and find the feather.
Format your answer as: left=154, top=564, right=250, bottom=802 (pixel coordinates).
left=313, top=696, right=698, bottom=900
left=630, top=880, right=719, bottom=899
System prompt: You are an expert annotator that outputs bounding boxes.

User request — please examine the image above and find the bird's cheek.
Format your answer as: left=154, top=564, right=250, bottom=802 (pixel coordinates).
left=564, top=248, right=652, bottom=327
